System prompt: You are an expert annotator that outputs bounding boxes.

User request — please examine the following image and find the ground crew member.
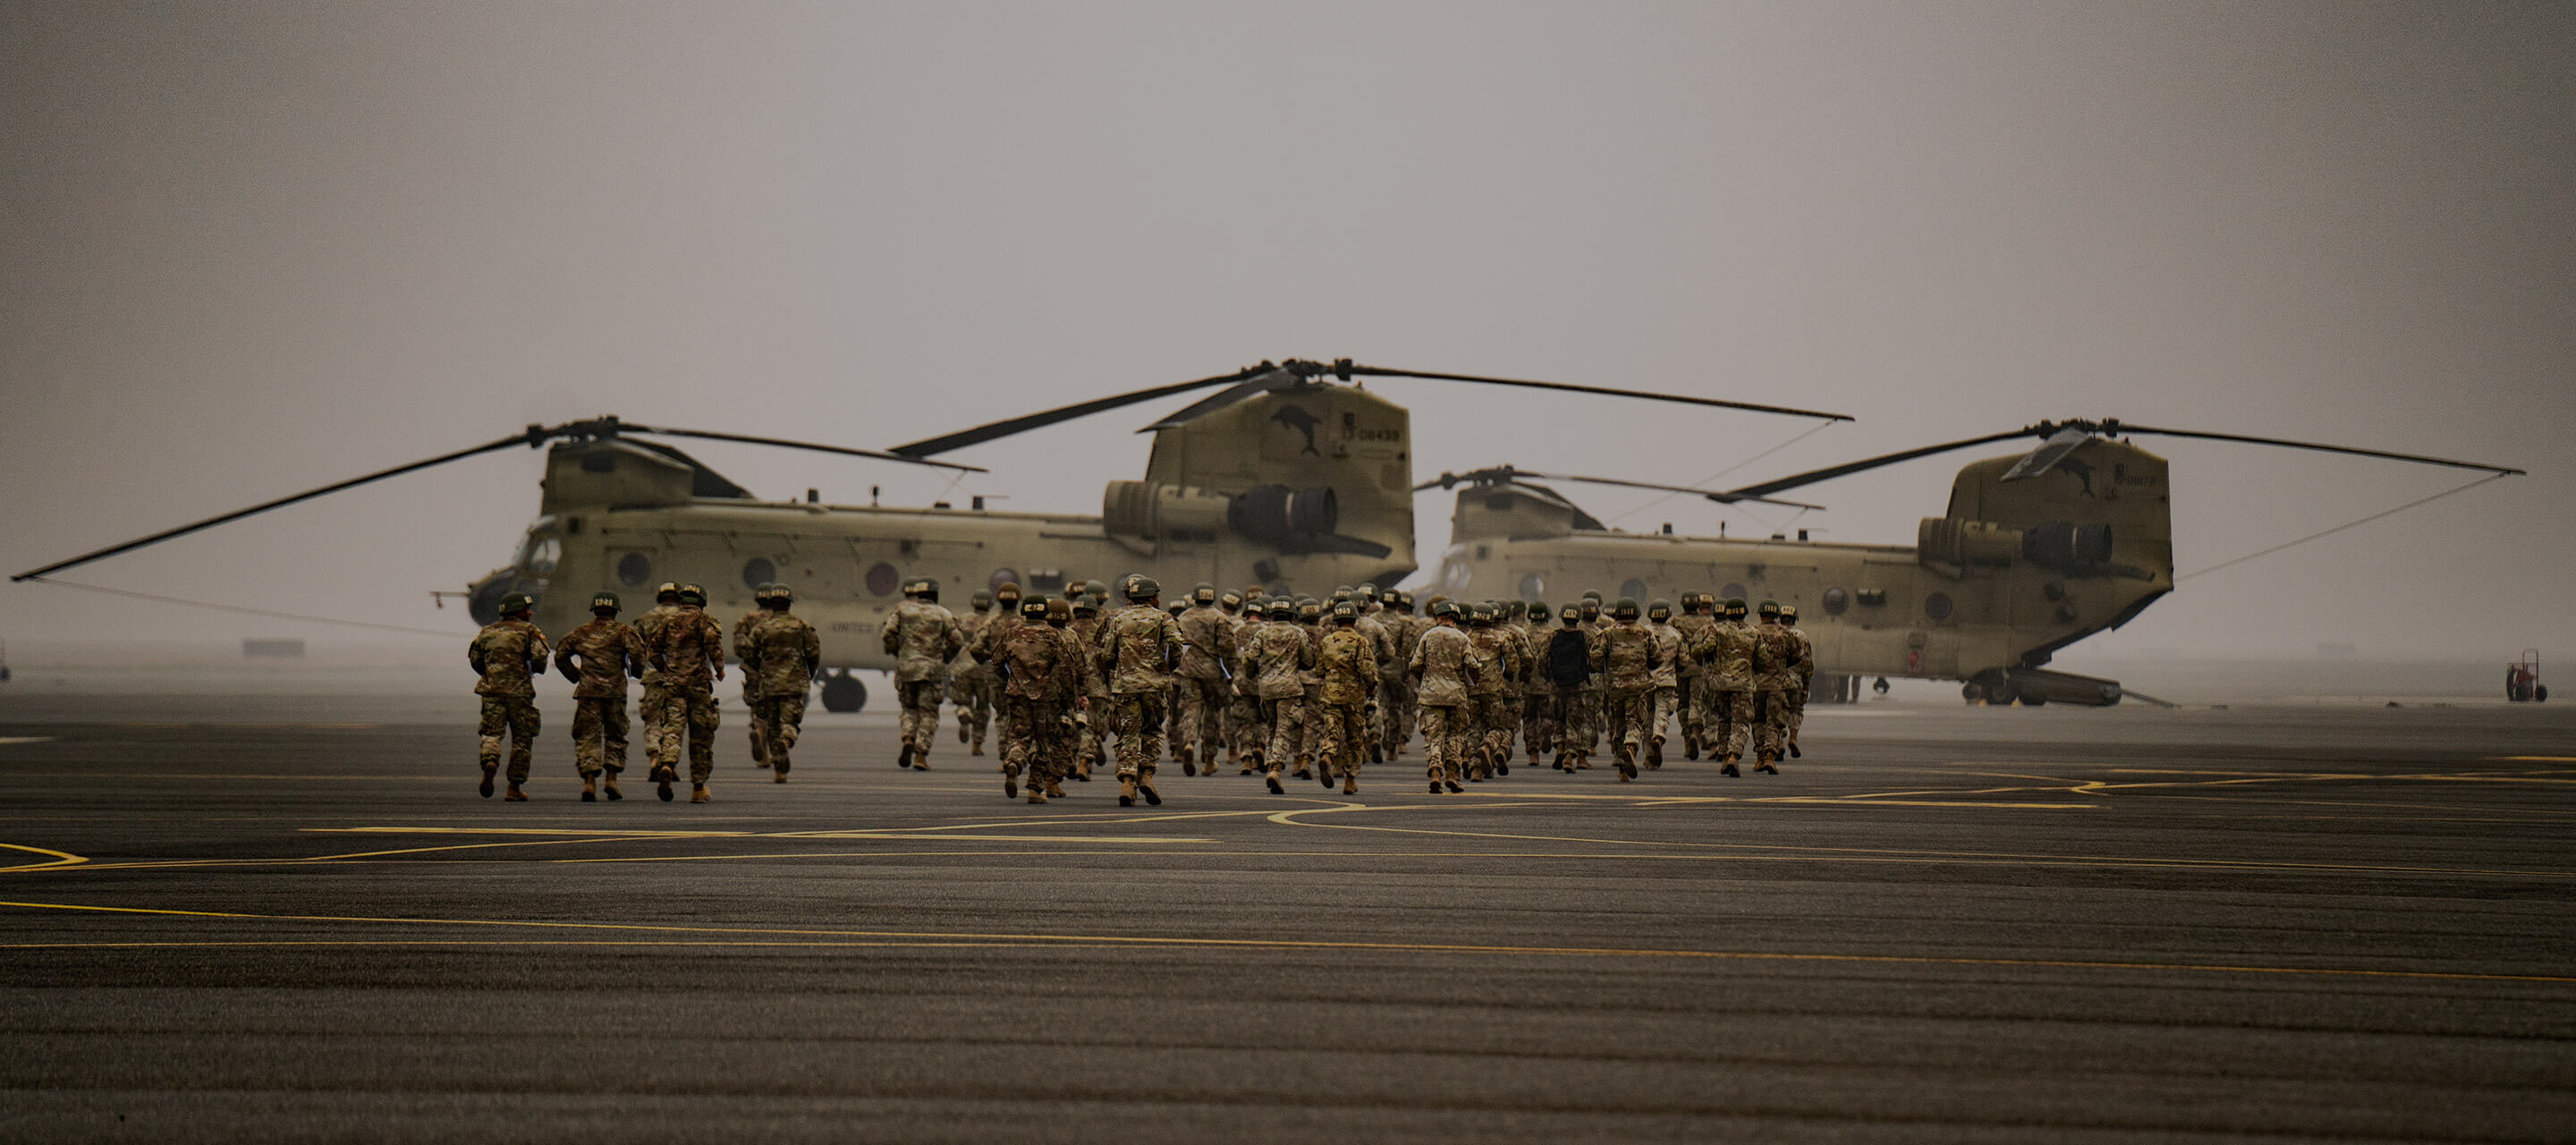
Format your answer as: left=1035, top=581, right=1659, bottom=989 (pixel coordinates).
left=1097, top=574, right=1182, bottom=807
left=1409, top=599, right=1473, bottom=793
left=1780, top=603, right=1816, bottom=759
left=554, top=589, right=645, bottom=802
left=1307, top=600, right=1377, bottom=795
left=634, top=582, right=682, bottom=742
left=1248, top=598, right=1311, bottom=783
left=1174, top=583, right=1234, bottom=776
left=644, top=583, right=725, bottom=802
left=995, top=595, right=1079, bottom=803
left=733, top=589, right=771, bottom=768
left=1595, top=598, right=1657, bottom=781
left=879, top=579, right=962, bottom=770
left=951, top=589, right=999, bottom=757
left=1750, top=599, right=1795, bottom=775
left=740, top=583, right=820, bottom=783
left=1068, top=592, right=1108, bottom=776
left=1672, top=593, right=1714, bottom=759
left=470, top=591, right=550, bottom=801
left=1645, top=598, right=1682, bottom=769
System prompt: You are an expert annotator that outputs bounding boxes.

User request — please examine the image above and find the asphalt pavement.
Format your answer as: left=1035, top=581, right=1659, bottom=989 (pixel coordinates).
left=1, top=692, right=2571, bottom=1142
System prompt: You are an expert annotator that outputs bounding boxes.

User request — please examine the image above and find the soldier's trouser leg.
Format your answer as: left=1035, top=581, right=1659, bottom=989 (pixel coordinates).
left=571, top=697, right=622, bottom=778
left=1418, top=705, right=1455, bottom=783
left=999, top=698, right=1039, bottom=783
left=1262, top=698, right=1302, bottom=775
left=1652, top=687, right=1676, bottom=742
left=1756, top=691, right=1787, bottom=759
left=1709, top=691, right=1744, bottom=759
left=1315, top=702, right=1359, bottom=780
left=1110, top=694, right=1165, bottom=781
left=896, top=680, right=944, bottom=757
left=1786, top=687, right=1809, bottom=746
left=1178, top=680, right=1219, bottom=763
left=1297, top=695, right=1325, bottom=767
left=477, top=696, right=538, bottom=784
left=648, top=688, right=686, bottom=773
left=1471, top=697, right=1508, bottom=776
left=1521, top=695, right=1546, bottom=760
left=1561, top=691, right=1596, bottom=759
left=640, top=680, right=666, bottom=741
left=681, top=688, right=719, bottom=785
left=743, top=679, right=766, bottom=762
left=758, top=692, right=807, bottom=774
left=1227, top=691, right=1261, bottom=764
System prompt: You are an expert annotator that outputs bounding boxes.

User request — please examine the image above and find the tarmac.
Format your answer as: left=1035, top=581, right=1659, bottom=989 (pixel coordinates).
left=0, top=686, right=2571, bottom=1142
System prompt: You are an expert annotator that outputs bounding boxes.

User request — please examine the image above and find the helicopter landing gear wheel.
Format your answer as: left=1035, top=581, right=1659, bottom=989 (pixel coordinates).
left=1872, top=675, right=1890, bottom=697
left=819, top=672, right=868, bottom=714
left=2538, top=685, right=2550, bottom=703
left=1962, top=682, right=1985, bottom=705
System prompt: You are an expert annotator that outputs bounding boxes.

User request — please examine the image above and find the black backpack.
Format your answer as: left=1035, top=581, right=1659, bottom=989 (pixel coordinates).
left=1545, top=629, right=1591, bottom=687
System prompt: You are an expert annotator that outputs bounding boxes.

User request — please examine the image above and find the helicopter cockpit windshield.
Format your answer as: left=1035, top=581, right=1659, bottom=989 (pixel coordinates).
left=512, top=517, right=562, bottom=578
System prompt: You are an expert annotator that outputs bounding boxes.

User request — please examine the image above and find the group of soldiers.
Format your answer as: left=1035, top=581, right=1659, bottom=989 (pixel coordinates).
left=873, top=575, right=1818, bottom=804
left=466, top=581, right=818, bottom=804
left=469, top=572, right=1819, bottom=805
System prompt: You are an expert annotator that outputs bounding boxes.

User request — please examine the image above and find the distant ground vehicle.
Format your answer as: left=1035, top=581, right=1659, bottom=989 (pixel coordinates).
left=2507, top=649, right=2546, bottom=702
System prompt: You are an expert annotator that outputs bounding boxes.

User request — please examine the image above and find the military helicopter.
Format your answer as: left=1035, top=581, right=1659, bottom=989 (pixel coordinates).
left=14, top=359, right=1842, bottom=712
left=1422, top=420, right=2522, bottom=705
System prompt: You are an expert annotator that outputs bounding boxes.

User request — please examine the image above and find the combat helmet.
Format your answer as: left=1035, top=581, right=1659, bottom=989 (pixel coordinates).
left=497, top=591, right=535, bottom=616
left=589, top=590, right=621, bottom=614
left=1021, top=597, right=1049, bottom=619
left=767, top=583, right=794, bottom=605
left=1612, top=598, right=1640, bottom=620
left=655, top=581, right=681, bottom=604
left=1528, top=600, right=1550, bottom=624
left=1267, top=599, right=1294, bottom=620
left=1191, top=582, right=1216, bottom=606
left=1044, top=598, right=1072, bottom=623
left=1648, top=598, right=1672, bottom=622
left=970, top=589, right=994, bottom=611
left=676, top=584, right=707, bottom=606
left=1725, top=597, right=1749, bottom=618
left=995, top=581, right=1023, bottom=605
left=1758, top=599, right=1781, bottom=618
left=1331, top=600, right=1358, bottom=622
left=1779, top=604, right=1799, bottom=623
left=1429, top=599, right=1462, bottom=621
left=1559, top=603, right=1581, bottom=623
left=1123, top=574, right=1160, bottom=601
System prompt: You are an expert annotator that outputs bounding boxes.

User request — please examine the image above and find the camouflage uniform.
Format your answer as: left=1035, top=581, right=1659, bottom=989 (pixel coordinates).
left=1538, top=616, right=1599, bottom=768
left=1221, top=600, right=1262, bottom=770
left=633, top=600, right=680, bottom=740
left=554, top=615, right=645, bottom=780
left=1689, top=613, right=1758, bottom=767
left=1248, top=610, right=1313, bottom=777
left=1350, top=609, right=1395, bottom=763
left=1409, top=617, right=1474, bottom=789
left=1465, top=618, right=1520, bottom=779
left=1780, top=617, right=1817, bottom=758
left=1293, top=611, right=1328, bottom=774
left=1596, top=615, right=1657, bottom=778
left=879, top=596, right=963, bottom=766
left=1377, top=606, right=1423, bottom=759
left=1750, top=615, right=1799, bottom=767
left=733, top=606, right=769, bottom=766
left=1519, top=614, right=1555, bottom=763
left=1646, top=611, right=1682, bottom=768
left=1097, top=598, right=1182, bottom=799
left=996, top=610, right=1080, bottom=801
left=1175, top=601, right=1236, bottom=771
left=1067, top=606, right=1109, bottom=771
left=1670, top=598, right=1714, bottom=757
left=470, top=617, right=550, bottom=786
left=1313, top=622, right=1377, bottom=790
left=950, top=603, right=998, bottom=755
left=646, top=605, right=726, bottom=786
left=740, top=608, right=821, bottom=778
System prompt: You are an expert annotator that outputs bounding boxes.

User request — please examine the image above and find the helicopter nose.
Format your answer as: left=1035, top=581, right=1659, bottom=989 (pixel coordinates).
left=465, top=568, right=518, bottom=626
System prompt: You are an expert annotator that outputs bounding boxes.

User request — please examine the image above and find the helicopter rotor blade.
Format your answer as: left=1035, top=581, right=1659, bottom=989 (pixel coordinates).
left=2102, top=422, right=2523, bottom=475
left=1499, top=468, right=1829, bottom=511
left=887, top=364, right=1279, bottom=458
left=622, top=425, right=984, bottom=472
left=11, top=428, right=547, bottom=582
left=1341, top=364, right=1853, bottom=422
left=1724, top=428, right=2047, bottom=499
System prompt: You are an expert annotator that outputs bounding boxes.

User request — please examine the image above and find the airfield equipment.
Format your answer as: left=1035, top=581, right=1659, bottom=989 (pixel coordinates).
left=1427, top=419, right=2521, bottom=706
left=2507, top=649, right=2546, bottom=702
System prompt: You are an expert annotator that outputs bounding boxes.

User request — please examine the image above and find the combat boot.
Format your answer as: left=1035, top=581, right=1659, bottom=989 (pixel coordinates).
left=1428, top=778, right=1443, bottom=793
left=1003, top=767, right=1019, bottom=800
left=773, top=762, right=788, bottom=783
left=1755, top=756, right=1779, bottom=775
left=1139, top=777, right=1162, bottom=805
left=1267, top=773, right=1284, bottom=794
left=603, top=774, right=623, bottom=801
left=651, top=762, right=677, bottom=802
left=1445, top=776, right=1463, bottom=793
left=1684, top=734, right=1700, bottom=761
left=1044, top=778, right=1067, bottom=799
left=580, top=778, right=597, bottom=802
left=479, top=764, right=497, bottom=798
left=1292, top=757, right=1314, bottom=782
left=1789, top=739, right=1801, bottom=759
left=1118, top=776, right=1140, bottom=807
left=504, top=784, right=529, bottom=802
left=1319, top=766, right=1335, bottom=789
left=1026, top=788, right=1047, bottom=804
left=958, top=722, right=970, bottom=745
left=911, top=749, right=930, bottom=771
left=1178, top=745, right=1196, bottom=776
left=897, top=743, right=914, bottom=769
left=691, top=784, right=712, bottom=802
left=1648, top=737, right=1664, bottom=769
left=971, top=741, right=985, bottom=757
left=1342, top=773, right=1358, bottom=795
left=1720, top=757, right=1741, bottom=777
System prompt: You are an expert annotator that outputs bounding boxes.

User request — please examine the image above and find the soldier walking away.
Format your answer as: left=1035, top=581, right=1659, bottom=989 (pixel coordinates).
left=1174, top=583, right=1235, bottom=776
left=1312, top=600, right=1377, bottom=794
left=1464, top=603, right=1518, bottom=781
left=963, top=581, right=1026, bottom=762
left=1671, top=593, right=1714, bottom=759
left=1540, top=603, right=1594, bottom=771
left=1689, top=598, right=1758, bottom=777
left=951, top=589, right=999, bottom=756
left=1644, top=598, right=1682, bottom=769
left=470, top=591, right=550, bottom=802
left=880, top=579, right=963, bottom=771
left=1410, top=599, right=1473, bottom=793
left=1219, top=589, right=1262, bottom=773
left=1378, top=589, right=1424, bottom=759
left=1779, top=604, right=1817, bottom=759
left=554, top=590, right=645, bottom=802
left=1097, top=575, right=1183, bottom=807
left=1521, top=601, right=1556, bottom=758
left=645, top=583, right=726, bottom=802
left=1596, top=598, right=1658, bottom=781
left=1350, top=589, right=1396, bottom=766
left=1248, top=598, right=1312, bottom=787
left=741, top=584, right=821, bottom=783
left=634, top=582, right=682, bottom=743
left=1068, top=591, right=1110, bottom=776
left=733, top=592, right=770, bottom=768
left=1750, top=599, right=1795, bottom=775
left=995, top=596, right=1079, bottom=803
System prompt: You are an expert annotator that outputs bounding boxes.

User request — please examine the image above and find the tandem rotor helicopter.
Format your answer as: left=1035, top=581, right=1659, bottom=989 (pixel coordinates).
left=14, top=358, right=2521, bottom=711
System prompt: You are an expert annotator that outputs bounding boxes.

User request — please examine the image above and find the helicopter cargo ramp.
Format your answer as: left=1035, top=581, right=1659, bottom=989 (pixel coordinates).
left=0, top=691, right=2571, bottom=1143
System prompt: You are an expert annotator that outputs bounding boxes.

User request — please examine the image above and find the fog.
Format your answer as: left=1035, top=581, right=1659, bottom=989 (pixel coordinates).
left=3, top=1, right=2569, bottom=666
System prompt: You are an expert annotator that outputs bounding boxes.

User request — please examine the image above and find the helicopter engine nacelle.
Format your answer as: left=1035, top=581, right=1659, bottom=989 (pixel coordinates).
left=1918, top=517, right=2114, bottom=572
left=1104, top=480, right=1340, bottom=546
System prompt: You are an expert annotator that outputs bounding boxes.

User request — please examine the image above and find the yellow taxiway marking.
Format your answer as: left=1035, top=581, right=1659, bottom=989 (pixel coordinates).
left=0, top=737, right=58, bottom=747
left=1, top=898, right=2568, bottom=986
left=0, top=844, right=87, bottom=873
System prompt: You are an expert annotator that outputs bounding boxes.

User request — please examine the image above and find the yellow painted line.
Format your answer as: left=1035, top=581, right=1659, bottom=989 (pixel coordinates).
left=0, top=737, right=57, bottom=747
left=0, top=899, right=2567, bottom=986
left=2496, top=756, right=2576, bottom=762
left=0, top=844, right=87, bottom=873
left=306, top=827, right=756, bottom=838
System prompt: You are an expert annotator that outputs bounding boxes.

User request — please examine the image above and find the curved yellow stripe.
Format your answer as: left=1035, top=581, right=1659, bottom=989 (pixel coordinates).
left=0, top=844, right=87, bottom=873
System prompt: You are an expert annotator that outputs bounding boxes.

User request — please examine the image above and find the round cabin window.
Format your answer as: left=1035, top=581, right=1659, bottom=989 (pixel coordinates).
left=741, top=557, right=776, bottom=592
left=866, top=563, right=900, bottom=598
left=1516, top=572, right=1546, bottom=599
left=1720, top=582, right=1747, bottom=603
left=1821, top=587, right=1849, bottom=615
left=1925, top=592, right=1954, bottom=621
left=989, top=568, right=1021, bottom=594
left=615, top=552, right=651, bottom=587
left=1619, top=578, right=1648, bottom=603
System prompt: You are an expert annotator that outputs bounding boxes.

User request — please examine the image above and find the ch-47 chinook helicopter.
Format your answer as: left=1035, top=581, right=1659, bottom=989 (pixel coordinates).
left=13, top=359, right=1841, bottom=712
left=1423, top=420, right=2522, bottom=706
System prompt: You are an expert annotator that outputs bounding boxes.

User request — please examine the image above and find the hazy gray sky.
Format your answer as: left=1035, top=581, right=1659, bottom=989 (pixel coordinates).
left=3, top=1, right=2569, bottom=661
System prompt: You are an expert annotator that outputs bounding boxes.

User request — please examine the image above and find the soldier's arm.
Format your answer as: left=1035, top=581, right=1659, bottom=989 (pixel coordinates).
left=622, top=629, right=647, bottom=678
left=879, top=611, right=902, bottom=655
left=527, top=632, right=552, bottom=679
left=468, top=638, right=487, bottom=675
left=801, top=627, right=821, bottom=679
left=555, top=635, right=582, bottom=683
